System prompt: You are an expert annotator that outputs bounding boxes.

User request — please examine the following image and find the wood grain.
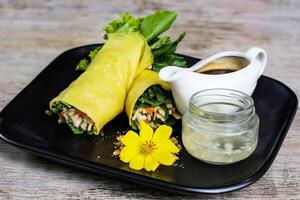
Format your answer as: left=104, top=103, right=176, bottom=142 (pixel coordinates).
left=0, top=0, right=299, bottom=199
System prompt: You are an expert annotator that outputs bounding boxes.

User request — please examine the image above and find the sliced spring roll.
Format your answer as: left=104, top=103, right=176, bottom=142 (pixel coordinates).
left=50, top=33, right=153, bottom=135
left=125, top=70, right=181, bottom=130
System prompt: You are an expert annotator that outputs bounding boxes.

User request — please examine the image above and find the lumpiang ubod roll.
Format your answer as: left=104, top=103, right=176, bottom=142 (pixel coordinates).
left=125, top=70, right=181, bottom=130
left=50, top=33, right=153, bottom=135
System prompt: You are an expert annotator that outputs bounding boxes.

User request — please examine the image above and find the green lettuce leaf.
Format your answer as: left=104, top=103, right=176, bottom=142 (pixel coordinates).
left=103, top=13, right=143, bottom=39
left=140, top=10, right=177, bottom=42
left=76, top=46, right=102, bottom=71
left=75, top=59, right=89, bottom=71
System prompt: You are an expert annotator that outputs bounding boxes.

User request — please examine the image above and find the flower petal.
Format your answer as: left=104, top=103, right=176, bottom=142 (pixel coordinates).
left=120, top=130, right=142, bottom=146
left=119, top=146, right=141, bottom=163
left=157, top=139, right=180, bottom=153
left=153, top=150, right=177, bottom=166
left=139, top=121, right=153, bottom=142
left=152, top=125, right=172, bottom=145
left=129, top=154, right=146, bottom=170
left=144, top=155, right=160, bottom=171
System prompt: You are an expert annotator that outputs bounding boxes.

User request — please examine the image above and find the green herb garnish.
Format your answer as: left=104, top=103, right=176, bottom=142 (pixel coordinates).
left=75, top=10, right=187, bottom=72
left=75, top=47, right=102, bottom=71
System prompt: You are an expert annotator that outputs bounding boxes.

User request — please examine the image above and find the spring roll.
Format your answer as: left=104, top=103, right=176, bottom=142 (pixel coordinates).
left=50, top=33, right=153, bottom=135
left=125, top=70, right=181, bottom=130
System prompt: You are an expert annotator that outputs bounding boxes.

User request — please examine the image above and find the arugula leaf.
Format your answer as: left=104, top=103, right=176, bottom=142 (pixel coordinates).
left=140, top=10, right=177, bottom=42
left=149, top=36, right=171, bottom=50
left=149, top=32, right=187, bottom=72
left=139, top=96, right=162, bottom=106
left=103, top=13, right=143, bottom=39
left=152, top=53, right=187, bottom=72
left=151, top=32, right=185, bottom=57
left=137, top=85, right=173, bottom=107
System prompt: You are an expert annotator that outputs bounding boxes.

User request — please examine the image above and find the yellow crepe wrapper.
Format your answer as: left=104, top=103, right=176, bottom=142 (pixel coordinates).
left=50, top=33, right=153, bottom=134
left=125, top=70, right=170, bottom=125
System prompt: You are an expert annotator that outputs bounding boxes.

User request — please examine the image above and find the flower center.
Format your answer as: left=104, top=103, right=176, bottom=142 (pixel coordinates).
left=142, top=140, right=157, bottom=154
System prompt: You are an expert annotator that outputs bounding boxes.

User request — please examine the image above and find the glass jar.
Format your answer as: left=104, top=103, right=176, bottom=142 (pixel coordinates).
left=182, top=89, right=259, bottom=165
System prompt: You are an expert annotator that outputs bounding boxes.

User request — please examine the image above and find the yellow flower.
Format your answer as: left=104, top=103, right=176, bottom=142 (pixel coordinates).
left=118, top=121, right=180, bottom=171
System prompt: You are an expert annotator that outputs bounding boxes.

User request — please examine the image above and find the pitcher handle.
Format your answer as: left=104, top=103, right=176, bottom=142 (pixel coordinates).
left=245, top=47, right=267, bottom=76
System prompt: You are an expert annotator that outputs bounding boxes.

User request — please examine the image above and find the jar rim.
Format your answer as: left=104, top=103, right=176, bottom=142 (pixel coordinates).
left=189, top=88, right=254, bottom=123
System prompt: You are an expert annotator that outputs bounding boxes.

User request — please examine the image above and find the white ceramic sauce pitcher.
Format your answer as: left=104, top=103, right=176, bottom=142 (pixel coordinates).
left=159, top=47, right=267, bottom=114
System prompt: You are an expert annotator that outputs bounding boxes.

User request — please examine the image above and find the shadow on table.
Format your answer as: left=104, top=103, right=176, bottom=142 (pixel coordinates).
left=0, top=140, right=275, bottom=199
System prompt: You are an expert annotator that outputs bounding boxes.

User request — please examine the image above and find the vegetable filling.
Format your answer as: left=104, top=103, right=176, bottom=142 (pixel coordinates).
left=51, top=102, right=96, bottom=135
left=132, top=85, right=181, bottom=130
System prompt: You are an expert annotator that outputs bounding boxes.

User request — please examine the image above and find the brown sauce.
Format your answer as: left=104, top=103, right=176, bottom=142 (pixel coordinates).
left=202, top=69, right=237, bottom=74
left=197, top=57, right=249, bottom=75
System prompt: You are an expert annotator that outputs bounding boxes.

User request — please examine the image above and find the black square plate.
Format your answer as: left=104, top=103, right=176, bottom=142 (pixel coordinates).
left=0, top=44, right=297, bottom=194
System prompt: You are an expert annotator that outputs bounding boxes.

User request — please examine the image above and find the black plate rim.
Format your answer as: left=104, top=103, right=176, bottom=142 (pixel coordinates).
left=0, top=44, right=298, bottom=194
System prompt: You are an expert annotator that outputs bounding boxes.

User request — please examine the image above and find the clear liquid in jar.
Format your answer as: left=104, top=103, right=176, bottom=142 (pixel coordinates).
left=182, top=118, right=258, bottom=165
left=182, top=103, right=259, bottom=164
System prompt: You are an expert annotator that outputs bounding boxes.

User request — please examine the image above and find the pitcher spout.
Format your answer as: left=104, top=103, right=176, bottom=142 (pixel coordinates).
left=159, top=66, right=187, bottom=83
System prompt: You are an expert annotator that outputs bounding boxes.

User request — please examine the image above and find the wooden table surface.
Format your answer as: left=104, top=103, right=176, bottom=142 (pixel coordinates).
left=0, top=0, right=299, bottom=199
